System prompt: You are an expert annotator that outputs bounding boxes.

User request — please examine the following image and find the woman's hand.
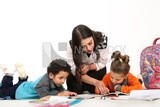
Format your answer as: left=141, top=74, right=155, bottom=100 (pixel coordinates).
left=81, top=64, right=89, bottom=75
left=94, top=80, right=109, bottom=94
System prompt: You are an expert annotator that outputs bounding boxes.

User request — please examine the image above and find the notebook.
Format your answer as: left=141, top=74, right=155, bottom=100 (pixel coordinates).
left=110, top=89, right=160, bottom=101
left=29, top=96, right=81, bottom=106
left=68, top=94, right=102, bottom=100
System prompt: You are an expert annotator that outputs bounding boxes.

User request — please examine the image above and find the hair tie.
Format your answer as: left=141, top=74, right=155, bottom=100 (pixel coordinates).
left=119, top=58, right=123, bottom=62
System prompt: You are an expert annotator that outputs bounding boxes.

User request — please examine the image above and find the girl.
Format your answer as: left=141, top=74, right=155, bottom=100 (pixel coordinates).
left=96, top=51, right=144, bottom=94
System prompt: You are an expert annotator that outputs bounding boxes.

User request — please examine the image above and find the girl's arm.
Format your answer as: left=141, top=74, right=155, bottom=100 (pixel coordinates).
left=120, top=73, right=144, bottom=93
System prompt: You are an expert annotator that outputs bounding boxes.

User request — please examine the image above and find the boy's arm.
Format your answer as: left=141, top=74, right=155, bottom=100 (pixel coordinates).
left=35, top=76, right=65, bottom=98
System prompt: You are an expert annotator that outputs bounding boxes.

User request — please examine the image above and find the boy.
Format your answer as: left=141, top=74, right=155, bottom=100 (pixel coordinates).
left=0, top=59, right=77, bottom=99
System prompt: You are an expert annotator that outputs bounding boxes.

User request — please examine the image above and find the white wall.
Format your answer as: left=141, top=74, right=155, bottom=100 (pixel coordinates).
left=0, top=0, right=160, bottom=84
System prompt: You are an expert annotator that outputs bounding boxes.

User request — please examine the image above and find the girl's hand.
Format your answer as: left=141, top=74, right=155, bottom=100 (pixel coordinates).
left=114, top=85, right=121, bottom=91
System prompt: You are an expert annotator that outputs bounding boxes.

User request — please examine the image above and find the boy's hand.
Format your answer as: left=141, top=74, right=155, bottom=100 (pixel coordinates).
left=58, top=91, right=77, bottom=96
left=39, top=95, right=51, bottom=101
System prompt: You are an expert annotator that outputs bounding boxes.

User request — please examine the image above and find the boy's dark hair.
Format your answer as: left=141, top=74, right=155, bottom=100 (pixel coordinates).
left=47, top=59, right=71, bottom=75
left=110, top=51, right=130, bottom=75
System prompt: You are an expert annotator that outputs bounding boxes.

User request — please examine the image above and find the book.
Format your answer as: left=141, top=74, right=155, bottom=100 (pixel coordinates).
left=35, top=103, right=69, bottom=107
left=29, top=96, right=81, bottom=106
left=110, top=89, right=160, bottom=101
left=103, top=91, right=128, bottom=97
left=68, top=94, right=102, bottom=100
left=129, top=89, right=160, bottom=101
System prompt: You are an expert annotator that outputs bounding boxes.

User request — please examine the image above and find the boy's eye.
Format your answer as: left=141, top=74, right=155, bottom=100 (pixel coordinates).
left=59, top=77, right=66, bottom=80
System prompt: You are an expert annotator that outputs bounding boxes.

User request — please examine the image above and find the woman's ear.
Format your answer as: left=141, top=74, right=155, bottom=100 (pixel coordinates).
left=49, top=73, right=54, bottom=79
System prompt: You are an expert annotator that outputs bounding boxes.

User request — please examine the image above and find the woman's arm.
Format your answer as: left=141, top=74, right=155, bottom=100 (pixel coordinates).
left=81, top=48, right=108, bottom=74
left=81, top=74, right=97, bottom=85
left=81, top=74, right=109, bottom=94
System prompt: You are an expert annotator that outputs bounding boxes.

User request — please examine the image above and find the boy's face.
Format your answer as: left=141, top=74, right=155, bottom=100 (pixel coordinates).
left=49, top=70, right=69, bottom=87
left=110, top=70, right=127, bottom=85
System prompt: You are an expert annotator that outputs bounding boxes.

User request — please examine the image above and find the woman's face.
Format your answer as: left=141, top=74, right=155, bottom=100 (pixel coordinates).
left=81, top=37, right=94, bottom=54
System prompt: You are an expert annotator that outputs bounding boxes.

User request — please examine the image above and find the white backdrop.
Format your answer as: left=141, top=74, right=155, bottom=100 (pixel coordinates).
left=0, top=0, right=160, bottom=85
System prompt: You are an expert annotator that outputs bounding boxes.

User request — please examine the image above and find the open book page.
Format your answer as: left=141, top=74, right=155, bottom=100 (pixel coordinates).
left=29, top=96, right=81, bottom=106
left=69, top=94, right=102, bottom=100
left=104, top=91, right=128, bottom=97
left=110, top=89, right=160, bottom=101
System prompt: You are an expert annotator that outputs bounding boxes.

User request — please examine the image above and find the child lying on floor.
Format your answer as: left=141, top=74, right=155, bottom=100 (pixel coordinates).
left=0, top=59, right=77, bottom=100
left=95, top=51, right=144, bottom=94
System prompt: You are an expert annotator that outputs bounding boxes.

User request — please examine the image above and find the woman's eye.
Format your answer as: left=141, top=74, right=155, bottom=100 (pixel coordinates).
left=88, top=42, right=92, bottom=45
left=81, top=46, right=86, bottom=49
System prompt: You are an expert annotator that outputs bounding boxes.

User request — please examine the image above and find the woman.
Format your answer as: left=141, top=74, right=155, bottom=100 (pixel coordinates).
left=67, top=24, right=109, bottom=94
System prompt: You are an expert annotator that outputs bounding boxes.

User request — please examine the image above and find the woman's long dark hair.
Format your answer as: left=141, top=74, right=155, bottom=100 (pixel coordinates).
left=70, top=24, right=105, bottom=83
